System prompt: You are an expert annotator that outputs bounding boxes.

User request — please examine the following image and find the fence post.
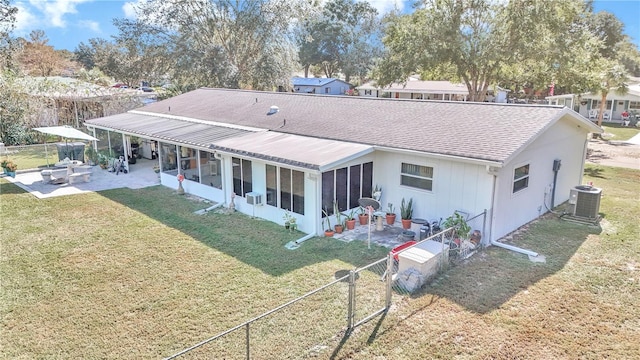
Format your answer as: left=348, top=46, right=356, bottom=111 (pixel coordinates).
left=385, top=252, right=393, bottom=308
left=347, top=270, right=356, bottom=331
left=245, top=323, right=250, bottom=360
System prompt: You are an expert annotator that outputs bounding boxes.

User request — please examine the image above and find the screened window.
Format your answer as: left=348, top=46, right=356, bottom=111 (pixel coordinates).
left=265, top=165, right=304, bottom=215
left=232, top=157, right=252, bottom=196
left=629, top=101, right=640, bottom=110
left=513, top=164, right=530, bottom=193
left=321, top=161, right=373, bottom=215
left=266, top=164, right=277, bottom=206
left=401, top=163, right=433, bottom=191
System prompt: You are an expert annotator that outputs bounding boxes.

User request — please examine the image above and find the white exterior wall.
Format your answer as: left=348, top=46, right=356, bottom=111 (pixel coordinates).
left=491, top=117, right=588, bottom=241
left=372, top=151, right=494, bottom=236
left=222, top=157, right=321, bottom=235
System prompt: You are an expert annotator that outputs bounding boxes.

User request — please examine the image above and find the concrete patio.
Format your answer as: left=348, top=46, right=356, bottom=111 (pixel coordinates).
left=2, top=158, right=160, bottom=199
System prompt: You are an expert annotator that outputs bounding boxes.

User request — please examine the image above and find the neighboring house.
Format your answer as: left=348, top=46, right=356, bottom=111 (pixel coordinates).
left=546, top=80, right=640, bottom=122
left=290, top=77, right=352, bottom=95
left=357, top=77, right=509, bottom=103
left=85, top=88, right=601, bottom=246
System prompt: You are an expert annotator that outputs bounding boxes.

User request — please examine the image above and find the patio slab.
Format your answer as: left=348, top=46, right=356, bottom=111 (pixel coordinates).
left=333, top=222, right=412, bottom=249
left=2, top=158, right=160, bottom=199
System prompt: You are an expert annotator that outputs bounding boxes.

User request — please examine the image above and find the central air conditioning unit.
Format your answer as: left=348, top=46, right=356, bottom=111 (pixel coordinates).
left=246, top=192, right=263, bottom=206
left=569, top=185, right=602, bottom=219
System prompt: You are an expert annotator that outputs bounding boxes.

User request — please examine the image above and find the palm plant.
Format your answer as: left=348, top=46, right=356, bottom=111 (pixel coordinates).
left=593, top=62, right=629, bottom=128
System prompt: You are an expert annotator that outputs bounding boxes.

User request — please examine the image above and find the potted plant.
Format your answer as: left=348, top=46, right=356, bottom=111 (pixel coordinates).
left=372, top=185, right=382, bottom=201
left=322, top=208, right=334, bottom=237
left=385, top=202, right=396, bottom=225
left=283, top=209, right=297, bottom=232
left=333, top=201, right=344, bottom=234
left=345, top=209, right=356, bottom=230
left=442, top=211, right=471, bottom=244
left=3, top=160, right=17, bottom=178
left=358, top=206, right=370, bottom=225
left=98, top=154, right=109, bottom=169
left=400, top=197, right=413, bottom=229
left=85, top=146, right=98, bottom=166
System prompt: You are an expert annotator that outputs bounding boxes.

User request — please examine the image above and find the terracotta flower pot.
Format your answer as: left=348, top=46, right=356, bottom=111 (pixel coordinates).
left=346, top=219, right=356, bottom=230
left=324, top=230, right=335, bottom=237
left=386, top=214, right=396, bottom=225
left=358, top=214, right=369, bottom=225
left=334, top=224, right=344, bottom=234
left=401, top=219, right=412, bottom=229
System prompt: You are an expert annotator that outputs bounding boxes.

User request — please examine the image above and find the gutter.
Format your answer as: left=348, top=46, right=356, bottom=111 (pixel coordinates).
left=488, top=173, right=540, bottom=258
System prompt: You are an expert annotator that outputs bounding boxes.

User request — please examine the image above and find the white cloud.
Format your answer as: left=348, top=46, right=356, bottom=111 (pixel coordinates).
left=122, top=1, right=139, bottom=19
left=14, top=2, right=40, bottom=35
left=365, top=0, right=405, bottom=15
left=28, top=0, right=90, bottom=28
left=78, top=20, right=100, bottom=33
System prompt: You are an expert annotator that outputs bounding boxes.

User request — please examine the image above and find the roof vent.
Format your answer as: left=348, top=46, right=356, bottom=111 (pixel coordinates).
left=267, top=105, right=279, bottom=115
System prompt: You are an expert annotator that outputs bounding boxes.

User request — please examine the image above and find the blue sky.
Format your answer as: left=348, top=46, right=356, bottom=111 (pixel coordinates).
left=12, top=0, right=640, bottom=52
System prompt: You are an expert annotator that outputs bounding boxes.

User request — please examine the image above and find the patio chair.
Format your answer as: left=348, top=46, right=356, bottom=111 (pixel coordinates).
left=602, top=112, right=610, bottom=121
left=588, top=109, right=598, bottom=121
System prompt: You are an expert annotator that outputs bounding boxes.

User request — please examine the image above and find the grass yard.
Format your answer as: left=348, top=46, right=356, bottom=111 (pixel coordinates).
left=1, top=163, right=639, bottom=359
left=0, top=184, right=389, bottom=358
left=1, top=143, right=60, bottom=172
left=601, top=122, right=640, bottom=141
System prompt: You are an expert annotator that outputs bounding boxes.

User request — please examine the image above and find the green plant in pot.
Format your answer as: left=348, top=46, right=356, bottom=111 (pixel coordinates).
left=442, top=211, right=471, bottom=243
left=344, top=209, right=356, bottom=230
left=283, top=209, right=296, bottom=231
left=322, top=207, right=334, bottom=237
left=85, top=145, right=98, bottom=166
left=400, top=197, right=413, bottom=229
left=333, top=201, right=344, bottom=234
left=385, top=202, right=396, bottom=225
left=358, top=206, right=369, bottom=225
left=3, top=160, right=17, bottom=177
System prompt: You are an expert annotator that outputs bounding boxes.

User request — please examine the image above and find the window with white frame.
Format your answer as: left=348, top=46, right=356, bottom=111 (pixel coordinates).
left=513, top=164, right=530, bottom=193
left=400, top=163, right=433, bottom=191
left=265, top=165, right=305, bottom=215
left=629, top=101, right=640, bottom=110
left=364, top=89, right=372, bottom=95
left=232, top=157, right=252, bottom=197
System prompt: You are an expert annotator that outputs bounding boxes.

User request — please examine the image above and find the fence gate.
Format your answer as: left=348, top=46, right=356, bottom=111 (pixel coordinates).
left=349, top=257, right=392, bottom=330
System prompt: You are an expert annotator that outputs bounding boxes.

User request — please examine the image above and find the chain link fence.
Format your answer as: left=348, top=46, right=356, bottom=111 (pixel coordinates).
left=164, top=211, right=487, bottom=359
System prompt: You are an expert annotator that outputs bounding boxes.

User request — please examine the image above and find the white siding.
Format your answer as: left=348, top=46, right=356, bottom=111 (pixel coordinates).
left=491, top=116, right=588, bottom=241
left=372, top=151, right=493, bottom=230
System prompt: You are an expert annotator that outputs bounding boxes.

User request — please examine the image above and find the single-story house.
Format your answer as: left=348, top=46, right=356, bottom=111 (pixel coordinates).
left=546, top=81, right=640, bottom=122
left=357, top=77, right=509, bottom=103
left=85, top=88, right=601, bottom=246
left=290, top=77, right=352, bottom=95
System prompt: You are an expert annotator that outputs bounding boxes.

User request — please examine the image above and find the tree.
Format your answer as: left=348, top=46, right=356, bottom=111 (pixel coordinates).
left=376, top=0, right=596, bottom=101
left=127, top=0, right=310, bottom=90
left=18, top=30, right=67, bottom=76
left=296, top=0, right=382, bottom=82
left=593, top=61, right=628, bottom=128
left=0, top=0, right=19, bottom=71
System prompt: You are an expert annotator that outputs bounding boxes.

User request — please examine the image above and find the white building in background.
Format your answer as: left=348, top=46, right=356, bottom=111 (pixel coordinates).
left=546, top=80, right=640, bottom=123
left=290, top=77, right=352, bottom=95
left=357, top=76, right=509, bottom=103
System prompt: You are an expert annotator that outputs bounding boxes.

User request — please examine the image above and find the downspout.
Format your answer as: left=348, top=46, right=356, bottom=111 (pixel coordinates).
left=488, top=173, right=540, bottom=258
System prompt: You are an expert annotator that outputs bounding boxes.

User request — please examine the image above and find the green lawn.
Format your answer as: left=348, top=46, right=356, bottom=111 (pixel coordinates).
left=1, top=143, right=60, bottom=172
left=601, top=122, right=640, bottom=141
left=1, top=163, right=639, bottom=359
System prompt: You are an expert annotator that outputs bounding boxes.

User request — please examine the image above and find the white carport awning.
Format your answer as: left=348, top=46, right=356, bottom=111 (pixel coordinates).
left=211, top=131, right=373, bottom=171
left=34, top=126, right=99, bottom=141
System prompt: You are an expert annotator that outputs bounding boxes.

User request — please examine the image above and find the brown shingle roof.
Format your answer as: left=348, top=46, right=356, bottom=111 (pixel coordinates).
left=92, top=88, right=596, bottom=164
